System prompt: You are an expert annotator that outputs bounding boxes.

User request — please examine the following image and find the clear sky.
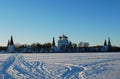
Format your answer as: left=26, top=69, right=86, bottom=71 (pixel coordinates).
left=0, top=0, right=120, bottom=46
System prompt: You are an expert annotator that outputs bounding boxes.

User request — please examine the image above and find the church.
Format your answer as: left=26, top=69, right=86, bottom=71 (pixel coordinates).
left=51, top=34, right=69, bottom=52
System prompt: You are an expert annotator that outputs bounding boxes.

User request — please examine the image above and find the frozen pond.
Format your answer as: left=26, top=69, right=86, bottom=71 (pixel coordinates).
left=0, top=53, right=120, bottom=79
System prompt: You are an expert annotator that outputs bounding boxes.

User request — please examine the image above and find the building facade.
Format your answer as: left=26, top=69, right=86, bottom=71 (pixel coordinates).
left=58, top=35, right=69, bottom=52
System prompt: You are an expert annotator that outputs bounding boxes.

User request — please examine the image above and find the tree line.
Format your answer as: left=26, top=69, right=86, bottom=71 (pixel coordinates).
left=14, top=41, right=89, bottom=53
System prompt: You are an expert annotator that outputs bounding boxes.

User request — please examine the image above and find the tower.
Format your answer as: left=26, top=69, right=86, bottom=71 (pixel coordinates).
left=104, top=40, right=107, bottom=46
left=52, top=37, right=55, bottom=46
left=103, top=39, right=108, bottom=52
left=51, top=37, right=57, bottom=52
left=7, top=36, right=15, bottom=53
left=10, top=36, right=14, bottom=45
left=108, top=37, right=112, bottom=47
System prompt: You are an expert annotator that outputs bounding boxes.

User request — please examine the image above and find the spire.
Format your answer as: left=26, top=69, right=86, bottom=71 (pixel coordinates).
left=104, top=40, right=107, bottom=46
left=52, top=37, right=55, bottom=46
left=108, top=37, right=111, bottom=47
left=10, top=36, right=14, bottom=45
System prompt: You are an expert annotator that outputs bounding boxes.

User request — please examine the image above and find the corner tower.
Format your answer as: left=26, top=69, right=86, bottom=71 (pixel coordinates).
left=51, top=37, right=57, bottom=52
left=108, top=37, right=112, bottom=47
left=7, top=36, right=15, bottom=52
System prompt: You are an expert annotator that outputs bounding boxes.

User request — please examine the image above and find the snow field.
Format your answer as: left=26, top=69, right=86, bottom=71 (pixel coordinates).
left=0, top=53, right=120, bottom=79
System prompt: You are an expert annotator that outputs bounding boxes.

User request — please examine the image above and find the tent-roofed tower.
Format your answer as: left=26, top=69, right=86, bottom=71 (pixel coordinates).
left=7, top=36, right=15, bottom=53
left=51, top=37, right=57, bottom=52
left=10, top=36, right=14, bottom=45
left=104, top=40, right=107, bottom=46
left=108, top=37, right=112, bottom=47
left=52, top=37, right=55, bottom=47
left=102, top=39, right=108, bottom=52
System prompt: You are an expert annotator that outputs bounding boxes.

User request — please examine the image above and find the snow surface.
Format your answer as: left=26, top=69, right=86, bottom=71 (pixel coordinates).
left=0, top=53, right=120, bottom=79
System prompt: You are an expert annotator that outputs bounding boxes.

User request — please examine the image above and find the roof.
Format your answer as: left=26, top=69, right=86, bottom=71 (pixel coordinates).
left=59, top=34, right=68, bottom=39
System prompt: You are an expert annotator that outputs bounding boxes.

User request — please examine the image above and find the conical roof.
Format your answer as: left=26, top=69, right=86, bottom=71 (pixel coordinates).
left=108, top=37, right=111, bottom=47
left=104, top=40, right=107, bottom=46
left=52, top=37, right=55, bottom=46
left=10, top=36, right=14, bottom=45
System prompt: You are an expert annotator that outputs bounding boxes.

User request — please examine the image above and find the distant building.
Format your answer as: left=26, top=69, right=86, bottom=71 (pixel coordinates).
left=58, top=35, right=69, bottom=52
left=7, top=36, right=15, bottom=53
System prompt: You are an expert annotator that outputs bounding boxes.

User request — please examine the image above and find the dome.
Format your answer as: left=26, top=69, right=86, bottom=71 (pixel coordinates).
left=59, top=34, right=68, bottom=40
left=61, top=34, right=67, bottom=39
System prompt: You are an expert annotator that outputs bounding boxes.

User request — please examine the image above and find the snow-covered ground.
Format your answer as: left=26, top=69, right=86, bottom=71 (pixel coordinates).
left=0, top=53, right=120, bottom=79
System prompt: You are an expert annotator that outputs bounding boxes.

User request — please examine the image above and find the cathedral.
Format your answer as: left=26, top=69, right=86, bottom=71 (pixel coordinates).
left=58, top=35, right=69, bottom=52
left=51, top=35, right=69, bottom=52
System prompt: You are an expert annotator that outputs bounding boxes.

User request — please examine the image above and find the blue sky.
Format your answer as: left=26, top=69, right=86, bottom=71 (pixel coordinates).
left=0, top=0, right=120, bottom=46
